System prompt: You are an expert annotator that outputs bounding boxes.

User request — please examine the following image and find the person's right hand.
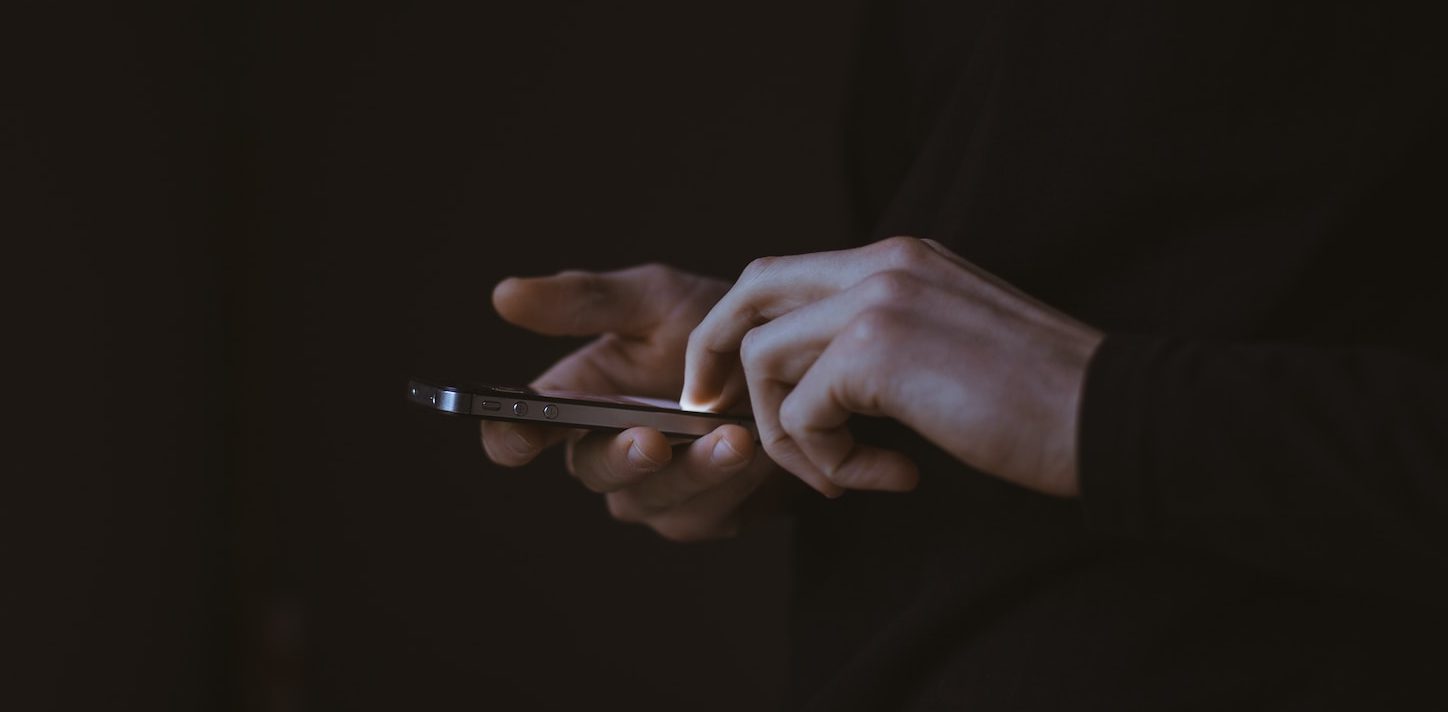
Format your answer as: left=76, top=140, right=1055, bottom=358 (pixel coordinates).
left=481, top=264, right=808, bottom=542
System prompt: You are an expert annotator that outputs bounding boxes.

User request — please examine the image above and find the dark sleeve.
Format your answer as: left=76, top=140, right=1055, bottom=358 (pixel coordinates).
left=1079, top=334, right=1448, bottom=601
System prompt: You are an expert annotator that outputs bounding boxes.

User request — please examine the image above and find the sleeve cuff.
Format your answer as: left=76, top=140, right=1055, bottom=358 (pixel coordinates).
left=1077, top=333, right=1169, bottom=540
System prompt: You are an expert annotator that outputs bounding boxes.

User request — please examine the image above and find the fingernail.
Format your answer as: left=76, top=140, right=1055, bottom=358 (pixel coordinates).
left=504, top=428, right=535, bottom=457
left=627, top=440, right=664, bottom=472
left=710, top=437, right=745, bottom=467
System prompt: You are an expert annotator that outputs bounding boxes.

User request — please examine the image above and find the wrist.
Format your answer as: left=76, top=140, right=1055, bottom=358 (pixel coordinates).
left=1048, top=327, right=1106, bottom=497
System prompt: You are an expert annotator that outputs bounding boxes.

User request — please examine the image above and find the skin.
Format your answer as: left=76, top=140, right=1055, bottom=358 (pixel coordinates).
left=482, top=237, right=1103, bottom=540
left=682, top=236, right=1103, bottom=498
left=482, top=264, right=803, bottom=542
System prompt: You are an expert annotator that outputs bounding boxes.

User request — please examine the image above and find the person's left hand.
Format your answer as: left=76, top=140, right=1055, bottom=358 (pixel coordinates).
left=681, top=236, right=1104, bottom=498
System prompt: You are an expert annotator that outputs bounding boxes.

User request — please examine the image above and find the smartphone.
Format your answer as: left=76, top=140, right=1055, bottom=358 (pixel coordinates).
left=406, top=378, right=757, bottom=440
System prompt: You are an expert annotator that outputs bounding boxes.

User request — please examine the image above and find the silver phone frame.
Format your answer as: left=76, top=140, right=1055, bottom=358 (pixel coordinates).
left=407, top=379, right=757, bottom=440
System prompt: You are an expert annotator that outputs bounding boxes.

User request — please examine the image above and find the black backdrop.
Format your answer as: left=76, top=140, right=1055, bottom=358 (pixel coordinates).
left=5, top=1, right=866, bottom=709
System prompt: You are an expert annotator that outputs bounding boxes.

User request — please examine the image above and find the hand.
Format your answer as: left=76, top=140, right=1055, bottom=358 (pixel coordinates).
left=682, top=237, right=1104, bottom=497
left=482, top=264, right=795, bottom=541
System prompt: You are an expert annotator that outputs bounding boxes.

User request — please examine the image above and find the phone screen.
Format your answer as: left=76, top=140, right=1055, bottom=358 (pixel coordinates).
left=409, top=379, right=754, bottom=439
left=523, top=389, right=692, bottom=412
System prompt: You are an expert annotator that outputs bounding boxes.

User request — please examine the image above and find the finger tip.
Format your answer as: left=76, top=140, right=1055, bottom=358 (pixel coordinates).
left=715, top=424, right=754, bottom=451
left=706, top=429, right=752, bottom=469
left=491, top=277, right=528, bottom=320
left=622, top=427, right=672, bottom=468
left=679, top=370, right=726, bottom=413
left=678, top=391, right=714, bottom=413
left=491, top=275, right=518, bottom=301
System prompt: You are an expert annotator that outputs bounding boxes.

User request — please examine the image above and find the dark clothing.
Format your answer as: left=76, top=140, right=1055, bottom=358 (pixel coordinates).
left=791, top=2, right=1448, bottom=709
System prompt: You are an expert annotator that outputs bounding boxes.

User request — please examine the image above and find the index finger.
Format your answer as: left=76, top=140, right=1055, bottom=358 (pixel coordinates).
left=682, top=238, right=953, bottom=409
left=493, top=263, right=681, bottom=338
left=680, top=253, right=845, bottom=410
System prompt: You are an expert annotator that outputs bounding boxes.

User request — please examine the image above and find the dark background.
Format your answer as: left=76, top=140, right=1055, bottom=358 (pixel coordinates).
left=5, top=1, right=866, bottom=709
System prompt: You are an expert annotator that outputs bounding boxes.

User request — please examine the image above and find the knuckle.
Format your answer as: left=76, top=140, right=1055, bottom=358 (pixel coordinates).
left=739, top=327, right=766, bottom=370
left=689, top=314, right=746, bottom=359
left=778, top=399, right=810, bottom=439
left=760, top=423, right=793, bottom=450
left=561, top=270, right=608, bottom=312
left=861, top=270, right=921, bottom=306
left=740, top=255, right=779, bottom=281
left=872, top=235, right=931, bottom=269
left=559, top=269, right=599, bottom=292
left=638, top=262, right=678, bottom=288
left=845, top=307, right=902, bottom=345
left=684, top=326, right=712, bottom=363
